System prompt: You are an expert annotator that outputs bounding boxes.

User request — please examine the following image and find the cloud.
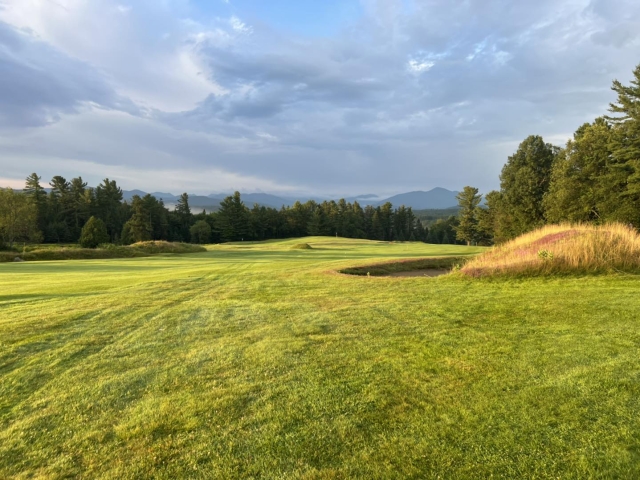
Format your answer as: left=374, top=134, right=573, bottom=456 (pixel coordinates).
left=0, top=21, right=138, bottom=128
left=0, top=0, right=639, bottom=195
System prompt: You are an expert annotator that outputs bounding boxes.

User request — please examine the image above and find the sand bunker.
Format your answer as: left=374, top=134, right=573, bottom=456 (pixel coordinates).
left=386, top=269, right=449, bottom=277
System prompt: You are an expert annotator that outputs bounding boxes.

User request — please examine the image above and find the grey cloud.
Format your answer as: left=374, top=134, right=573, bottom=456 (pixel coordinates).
left=0, top=22, right=139, bottom=128
left=2, top=0, right=640, bottom=195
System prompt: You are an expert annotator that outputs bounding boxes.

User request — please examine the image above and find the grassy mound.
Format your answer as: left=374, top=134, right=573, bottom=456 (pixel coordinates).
left=290, top=243, right=313, bottom=250
left=0, top=241, right=206, bottom=263
left=461, top=223, right=640, bottom=277
left=340, top=256, right=464, bottom=276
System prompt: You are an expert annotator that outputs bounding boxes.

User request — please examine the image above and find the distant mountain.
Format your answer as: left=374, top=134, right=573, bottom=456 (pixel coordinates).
left=375, top=188, right=459, bottom=209
left=149, top=192, right=178, bottom=202
left=121, top=189, right=148, bottom=201
left=239, top=193, right=290, bottom=208
left=121, top=187, right=460, bottom=211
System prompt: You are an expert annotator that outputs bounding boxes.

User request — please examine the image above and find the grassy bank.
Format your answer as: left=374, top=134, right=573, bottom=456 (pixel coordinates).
left=0, top=241, right=206, bottom=263
left=462, top=223, right=640, bottom=277
left=2, top=237, right=640, bottom=477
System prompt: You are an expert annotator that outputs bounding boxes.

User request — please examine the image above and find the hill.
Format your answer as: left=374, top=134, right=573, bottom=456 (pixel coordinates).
left=461, top=223, right=640, bottom=277
left=376, top=187, right=459, bottom=209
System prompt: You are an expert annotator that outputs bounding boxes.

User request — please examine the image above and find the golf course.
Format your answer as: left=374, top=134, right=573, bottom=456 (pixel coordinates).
left=2, top=236, right=640, bottom=478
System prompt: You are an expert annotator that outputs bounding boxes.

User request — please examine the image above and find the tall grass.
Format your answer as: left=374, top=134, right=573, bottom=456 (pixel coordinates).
left=0, top=241, right=206, bottom=262
left=461, top=223, right=640, bottom=276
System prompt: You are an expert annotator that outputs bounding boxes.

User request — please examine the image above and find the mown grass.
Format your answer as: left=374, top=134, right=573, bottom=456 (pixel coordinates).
left=462, top=223, right=640, bottom=277
left=0, top=241, right=206, bottom=263
left=2, top=237, right=640, bottom=478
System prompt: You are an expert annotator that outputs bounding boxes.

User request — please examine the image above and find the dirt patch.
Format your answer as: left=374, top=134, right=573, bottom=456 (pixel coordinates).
left=387, top=269, right=449, bottom=277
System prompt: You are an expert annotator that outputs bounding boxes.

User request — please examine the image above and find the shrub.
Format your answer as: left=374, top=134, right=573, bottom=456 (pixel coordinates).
left=190, top=220, right=212, bottom=244
left=290, top=243, right=313, bottom=250
left=79, top=217, right=110, bottom=249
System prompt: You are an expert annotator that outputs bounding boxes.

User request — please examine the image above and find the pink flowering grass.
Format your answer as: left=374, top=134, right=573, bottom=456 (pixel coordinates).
left=460, top=223, right=640, bottom=277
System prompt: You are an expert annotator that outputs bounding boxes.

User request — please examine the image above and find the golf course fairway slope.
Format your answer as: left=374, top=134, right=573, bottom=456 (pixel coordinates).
left=2, top=237, right=640, bottom=478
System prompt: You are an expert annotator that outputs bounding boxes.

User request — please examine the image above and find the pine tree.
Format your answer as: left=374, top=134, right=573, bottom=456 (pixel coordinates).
left=127, top=195, right=153, bottom=242
left=24, top=173, right=47, bottom=234
left=95, top=179, right=124, bottom=241
left=173, top=193, right=192, bottom=242
left=79, top=216, right=109, bottom=248
left=217, top=192, right=250, bottom=242
left=605, top=63, right=640, bottom=224
left=455, top=186, right=482, bottom=245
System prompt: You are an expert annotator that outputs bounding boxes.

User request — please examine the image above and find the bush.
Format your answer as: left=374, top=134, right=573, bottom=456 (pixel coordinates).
left=290, top=243, right=313, bottom=250
left=0, top=241, right=206, bottom=263
left=79, top=217, right=110, bottom=249
left=190, top=220, right=212, bottom=244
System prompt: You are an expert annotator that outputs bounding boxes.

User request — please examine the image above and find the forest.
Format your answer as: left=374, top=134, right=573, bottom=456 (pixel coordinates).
left=453, top=64, right=640, bottom=246
left=2, top=63, right=639, bottom=250
left=0, top=180, right=461, bottom=249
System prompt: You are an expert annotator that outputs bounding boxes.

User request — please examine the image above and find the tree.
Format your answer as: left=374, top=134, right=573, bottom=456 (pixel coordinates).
left=174, top=193, right=192, bottom=241
left=95, top=178, right=124, bottom=242
left=0, top=189, right=42, bottom=249
left=126, top=195, right=153, bottom=242
left=544, top=119, right=614, bottom=223
left=217, top=192, right=250, bottom=242
left=190, top=220, right=212, bottom=244
left=24, top=173, right=47, bottom=234
left=69, top=177, right=91, bottom=239
left=79, top=216, right=109, bottom=248
left=455, top=186, right=482, bottom=245
left=499, top=135, right=558, bottom=238
left=604, top=63, right=640, bottom=225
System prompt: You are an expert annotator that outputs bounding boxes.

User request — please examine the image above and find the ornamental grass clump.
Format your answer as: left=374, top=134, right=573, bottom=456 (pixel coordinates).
left=461, top=223, right=640, bottom=277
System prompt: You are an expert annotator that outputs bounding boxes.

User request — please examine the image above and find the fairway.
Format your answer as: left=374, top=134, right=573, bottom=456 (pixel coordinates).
left=2, top=237, right=640, bottom=478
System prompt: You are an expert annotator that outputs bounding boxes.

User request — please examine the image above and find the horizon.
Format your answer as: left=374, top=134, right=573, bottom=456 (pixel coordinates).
left=1, top=0, right=639, bottom=195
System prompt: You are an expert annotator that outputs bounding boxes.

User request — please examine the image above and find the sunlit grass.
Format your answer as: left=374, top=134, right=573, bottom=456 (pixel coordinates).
left=2, top=237, right=640, bottom=478
left=461, top=223, right=640, bottom=276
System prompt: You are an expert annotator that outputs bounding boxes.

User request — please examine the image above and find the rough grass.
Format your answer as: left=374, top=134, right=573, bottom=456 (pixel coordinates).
left=0, top=241, right=206, bottom=263
left=3, top=237, right=640, bottom=478
left=461, top=223, right=640, bottom=277
left=340, top=256, right=464, bottom=276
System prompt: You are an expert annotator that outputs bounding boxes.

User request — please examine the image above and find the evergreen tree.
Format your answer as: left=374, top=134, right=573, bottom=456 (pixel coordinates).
left=307, top=208, right=326, bottom=236
left=455, top=186, right=482, bottom=245
left=499, top=135, right=558, bottom=238
left=69, top=177, right=90, bottom=239
left=95, top=178, right=124, bottom=242
left=79, top=216, right=109, bottom=248
left=175, top=193, right=192, bottom=241
left=24, top=173, right=47, bottom=234
left=126, top=195, right=153, bottom=242
left=217, top=192, right=250, bottom=242
left=605, top=63, right=640, bottom=224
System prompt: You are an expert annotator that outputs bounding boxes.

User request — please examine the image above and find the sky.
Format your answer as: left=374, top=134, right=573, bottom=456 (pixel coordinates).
left=0, top=0, right=639, bottom=196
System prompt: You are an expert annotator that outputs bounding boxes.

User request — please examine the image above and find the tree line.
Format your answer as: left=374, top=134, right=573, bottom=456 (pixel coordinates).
left=454, top=62, right=640, bottom=246
left=1, top=178, right=465, bottom=248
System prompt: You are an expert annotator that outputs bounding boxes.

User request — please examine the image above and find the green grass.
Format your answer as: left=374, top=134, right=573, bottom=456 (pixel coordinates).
left=2, top=237, right=640, bottom=478
left=0, top=241, right=206, bottom=263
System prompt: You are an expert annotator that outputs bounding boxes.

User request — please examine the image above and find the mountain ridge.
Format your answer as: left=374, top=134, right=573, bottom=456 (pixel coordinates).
left=121, top=188, right=460, bottom=211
